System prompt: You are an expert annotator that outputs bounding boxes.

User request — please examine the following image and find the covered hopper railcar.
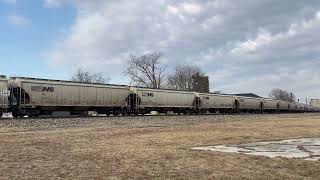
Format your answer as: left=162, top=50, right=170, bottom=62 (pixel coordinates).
left=130, top=87, right=198, bottom=114
left=9, top=77, right=131, bottom=117
left=1, top=76, right=319, bottom=118
left=198, top=93, right=237, bottom=113
left=237, top=97, right=263, bottom=113
left=262, top=99, right=279, bottom=113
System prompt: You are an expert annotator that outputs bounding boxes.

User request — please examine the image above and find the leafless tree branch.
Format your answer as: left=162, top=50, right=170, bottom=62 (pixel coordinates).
left=168, top=65, right=206, bottom=91
left=71, top=68, right=109, bottom=84
left=125, top=52, right=167, bottom=89
left=269, top=88, right=296, bottom=102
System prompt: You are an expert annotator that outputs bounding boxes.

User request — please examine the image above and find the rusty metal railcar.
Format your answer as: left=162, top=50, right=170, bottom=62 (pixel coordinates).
left=9, top=77, right=131, bottom=117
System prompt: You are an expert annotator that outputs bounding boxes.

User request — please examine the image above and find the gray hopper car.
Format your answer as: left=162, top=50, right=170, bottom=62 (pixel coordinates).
left=130, top=87, right=197, bottom=114
left=262, top=99, right=279, bottom=112
left=1, top=76, right=319, bottom=117
left=237, top=97, right=263, bottom=113
left=9, top=77, right=131, bottom=117
left=198, top=93, right=237, bottom=113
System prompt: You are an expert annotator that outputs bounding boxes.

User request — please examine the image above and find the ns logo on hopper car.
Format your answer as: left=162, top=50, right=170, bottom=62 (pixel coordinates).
left=43, top=87, right=54, bottom=92
left=31, top=86, right=55, bottom=92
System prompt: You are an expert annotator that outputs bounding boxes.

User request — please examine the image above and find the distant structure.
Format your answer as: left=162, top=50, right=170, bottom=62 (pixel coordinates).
left=310, top=99, right=320, bottom=107
left=234, top=93, right=262, bottom=98
left=229, top=93, right=262, bottom=98
left=191, top=73, right=209, bottom=93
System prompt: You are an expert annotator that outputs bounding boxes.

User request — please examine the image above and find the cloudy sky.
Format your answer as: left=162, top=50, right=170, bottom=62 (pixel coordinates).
left=0, top=0, right=320, bottom=100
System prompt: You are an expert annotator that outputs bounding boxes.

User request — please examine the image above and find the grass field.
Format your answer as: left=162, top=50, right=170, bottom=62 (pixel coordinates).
left=0, top=114, right=320, bottom=179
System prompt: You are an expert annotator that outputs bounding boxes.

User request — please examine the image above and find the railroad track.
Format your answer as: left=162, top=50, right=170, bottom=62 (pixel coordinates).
left=2, top=111, right=315, bottom=120
left=1, top=113, right=319, bottom=133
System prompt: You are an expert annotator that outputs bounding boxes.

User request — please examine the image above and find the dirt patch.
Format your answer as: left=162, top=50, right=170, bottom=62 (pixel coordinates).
left=0, top=114, right=320, bottom=179
left=193, top=138, right=320, bottom=161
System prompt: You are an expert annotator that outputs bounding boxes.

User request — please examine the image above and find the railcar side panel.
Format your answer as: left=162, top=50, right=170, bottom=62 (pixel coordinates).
left=199, top=94, right=235, bottom=109
left=262, top=99, right=278, bottom=110
left=278, top=101, right=290, bottom=110
left=10, top=78, right=130, bottom=111
left=238, top=97, right=261, bottom=110
left=136, top=88, right=195, bottom=108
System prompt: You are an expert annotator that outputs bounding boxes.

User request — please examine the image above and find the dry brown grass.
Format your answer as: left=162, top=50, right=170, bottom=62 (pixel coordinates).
left=0, top=115, right=320, bottom=179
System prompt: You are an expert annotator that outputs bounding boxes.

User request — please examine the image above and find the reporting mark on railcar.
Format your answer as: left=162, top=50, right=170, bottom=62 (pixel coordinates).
left=31, top=86, right=55, bottom=92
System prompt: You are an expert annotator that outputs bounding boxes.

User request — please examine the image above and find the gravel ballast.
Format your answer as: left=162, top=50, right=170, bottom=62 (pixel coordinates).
left=1, top=113, right=319, bottom=132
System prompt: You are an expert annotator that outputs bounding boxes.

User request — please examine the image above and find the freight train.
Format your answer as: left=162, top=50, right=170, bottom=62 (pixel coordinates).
left=0, top=76, right=319, bottom=118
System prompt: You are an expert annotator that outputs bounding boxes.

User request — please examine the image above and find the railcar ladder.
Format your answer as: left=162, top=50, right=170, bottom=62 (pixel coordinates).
left=10, top=87, right=26, bottom=114
left=0, top=89, right=9, bottom=116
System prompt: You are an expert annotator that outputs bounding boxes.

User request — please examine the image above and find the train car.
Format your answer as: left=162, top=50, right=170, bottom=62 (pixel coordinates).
left=262, top=99, right=278, bottom=113
left=291, top=102, right=298, bottom=112
left=277, top=100, right=290, bottom=112
left=294, top=102, right=303, bottom=112
left=311, top=106, right=317, bottom=112
left=288, top=101, right=296, bottom=112
left=1, top=75, right=316, bottom=117
left=308, top=106, right=313, bottom=112
left=9, top=77, right=131, bottom=117
left=130, top=87, right=197, bottom=114
left=198, top=93, right=236, bottom=113
left=0, top=76, right=9, bottom=116
left=305, top=104, right=310, bottom=112
left=237, top=96, right=263, bottom=113
left=291, top=102, right=299, bottom=113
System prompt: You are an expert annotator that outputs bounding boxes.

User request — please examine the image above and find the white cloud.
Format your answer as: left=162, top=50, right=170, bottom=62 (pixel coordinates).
left=45, top=0, right=320, bottom=98
left=201, top=15, right=223, bottom=30
left=231, top=11, right=320, bottom=55
left=181, top=3, right=202, bottom=15
left=231, top=31, right=274, bottom=55
left=43, top=0, right=63, bottom=7
left=167, top=5, right=179, bottom=15
left=7, top=14, right=28, bottom=26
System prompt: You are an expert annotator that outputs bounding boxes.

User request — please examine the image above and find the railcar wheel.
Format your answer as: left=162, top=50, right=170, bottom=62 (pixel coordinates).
left=12, top=111, right=19, bottom=118
left=113, top=111, right=119, bottom=116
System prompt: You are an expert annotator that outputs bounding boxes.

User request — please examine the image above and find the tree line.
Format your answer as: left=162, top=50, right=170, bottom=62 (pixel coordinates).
left=71, top=52, right=296, bottom=102
left=269, top=88, right=296, bottom=102
left=72, top=52, right=208, bottom=92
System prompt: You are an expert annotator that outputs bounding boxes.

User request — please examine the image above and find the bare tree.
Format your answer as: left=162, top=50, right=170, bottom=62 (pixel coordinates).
left=125, top=52, right=167, bottom=89
left=168, top=65, right=206, bottom=91
left=71, top=68, right=109, bottom=84
left=269, top=88, right=296, bottom=102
